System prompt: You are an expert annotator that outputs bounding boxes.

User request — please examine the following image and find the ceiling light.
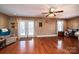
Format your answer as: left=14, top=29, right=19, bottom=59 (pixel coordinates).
left=48, top=14, right=54, bottom=17
left=50, top=8, right=54, bottom=12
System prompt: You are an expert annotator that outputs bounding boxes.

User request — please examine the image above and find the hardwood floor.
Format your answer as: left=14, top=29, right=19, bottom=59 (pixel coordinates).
left=0, top=37, right=79, bottom=54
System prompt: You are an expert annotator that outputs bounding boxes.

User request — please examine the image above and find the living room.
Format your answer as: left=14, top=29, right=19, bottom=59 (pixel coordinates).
left=0, top=4, right=79, bottom=54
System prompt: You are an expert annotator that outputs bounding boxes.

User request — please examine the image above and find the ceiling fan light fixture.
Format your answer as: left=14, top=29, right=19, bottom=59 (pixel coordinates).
left=48, top=14, right=54, bottom=17
left=50, top=8, right=54, bottom=12
left=42, top=7, right=63, bottom=17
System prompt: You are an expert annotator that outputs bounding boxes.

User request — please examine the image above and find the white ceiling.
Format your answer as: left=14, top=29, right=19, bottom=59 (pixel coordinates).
left=0, top=4, right=79, bottom=18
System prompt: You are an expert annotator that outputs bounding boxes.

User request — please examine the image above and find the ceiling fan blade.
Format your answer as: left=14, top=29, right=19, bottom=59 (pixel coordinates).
left=46, top=14, right=50, bottom=17
left=54, top=14, right=56, bottom=16
left=54, top=10, right=63, bottom=13
left=46, top=13, right=56, bottom=17
left=41, top=12, right=49, bottom=14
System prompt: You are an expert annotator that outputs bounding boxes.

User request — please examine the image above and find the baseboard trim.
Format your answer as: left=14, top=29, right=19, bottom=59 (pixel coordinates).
left=36, top=34, right=57, bottom=37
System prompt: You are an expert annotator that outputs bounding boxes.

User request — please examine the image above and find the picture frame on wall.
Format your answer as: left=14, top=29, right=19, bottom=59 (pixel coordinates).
left=39, top=22, right=42, bottom=27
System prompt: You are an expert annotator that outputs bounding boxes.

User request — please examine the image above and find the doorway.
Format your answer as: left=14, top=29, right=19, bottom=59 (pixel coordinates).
left=18, top=20, right=34, bottom=38
left=57, top=20, right=64, bottom=36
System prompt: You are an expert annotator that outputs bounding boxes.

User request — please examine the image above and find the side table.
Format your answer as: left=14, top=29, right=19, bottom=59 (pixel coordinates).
left=0, top=38, right=6, bottom=48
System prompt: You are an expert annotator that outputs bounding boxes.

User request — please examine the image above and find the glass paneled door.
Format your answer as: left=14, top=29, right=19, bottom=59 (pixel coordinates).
left=57, top=20, right=64, bottom=36
left=18, top=20, right=34, bottom=38
left=28, top=20, right=34, bottom=37
left=57, top=20, right=64, bottom=32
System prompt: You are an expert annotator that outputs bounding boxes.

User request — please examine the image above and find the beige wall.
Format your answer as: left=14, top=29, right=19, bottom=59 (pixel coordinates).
left=9, top=17, right=79, bottom=37
left=9, top=16, right=79, bottom=37
left=0, top=13, right=78, bottom=37
left=64, top=20, right=67, bottom=30
left=8, top=17, right=18, bottom=35
left=9, top=17, right=57, bottom=36
left=67, top=18, right=79, bottom=29
left=10, top=17, right=57, bottom=36
left=0, top=13, right=8, bottom=28
left=0, top=12, right=78, bottom=37
left=35, top=19, right=57, bottom=36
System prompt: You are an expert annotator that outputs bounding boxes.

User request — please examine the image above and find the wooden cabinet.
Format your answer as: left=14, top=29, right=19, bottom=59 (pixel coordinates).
left=58, top=32, right=64, bottom=36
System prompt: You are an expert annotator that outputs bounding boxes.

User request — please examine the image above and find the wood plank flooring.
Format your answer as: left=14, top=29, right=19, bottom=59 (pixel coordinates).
left=0, top=37, right=79, bottom=54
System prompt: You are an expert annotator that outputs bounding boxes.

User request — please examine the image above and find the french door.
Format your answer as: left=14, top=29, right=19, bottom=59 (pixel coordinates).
left=18, top=20, right=34, bottom=37
left=57, top=20, right=64, bottom=36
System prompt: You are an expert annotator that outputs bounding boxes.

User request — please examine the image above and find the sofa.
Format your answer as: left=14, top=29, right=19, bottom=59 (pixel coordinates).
left=65, top=29, right=79, bottom=37
left=0, top=28, right=16, bottom=45
left=75, top=31, right=79, bottom=39
left=5, top=35, right=16, bottom=45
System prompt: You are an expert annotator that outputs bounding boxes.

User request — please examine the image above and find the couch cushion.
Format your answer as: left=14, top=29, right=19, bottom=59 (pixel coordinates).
left=0, top=29, right=10, bottom=36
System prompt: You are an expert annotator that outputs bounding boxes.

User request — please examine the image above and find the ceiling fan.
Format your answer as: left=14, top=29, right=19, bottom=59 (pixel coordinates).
left=41, top=7, right=64, bottom=17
